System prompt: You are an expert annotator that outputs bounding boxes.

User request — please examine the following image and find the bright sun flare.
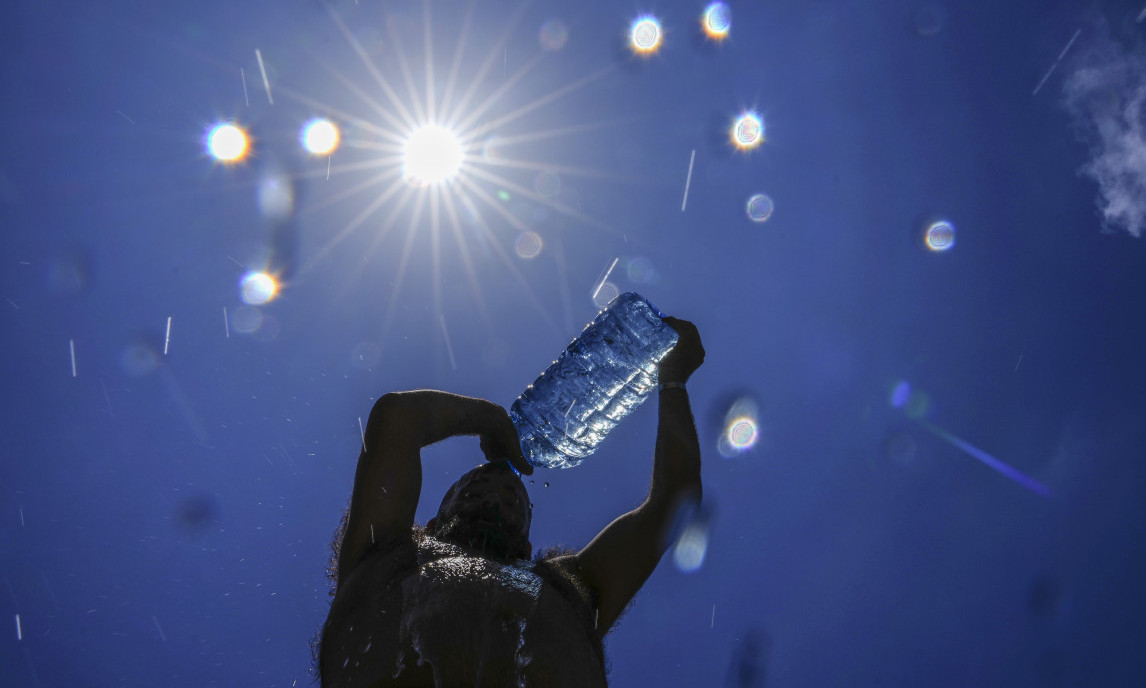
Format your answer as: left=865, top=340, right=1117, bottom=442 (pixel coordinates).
left=402, top=125, right=463, bottom=186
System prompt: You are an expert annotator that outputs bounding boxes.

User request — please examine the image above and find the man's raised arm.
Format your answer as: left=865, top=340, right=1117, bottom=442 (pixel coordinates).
left=336, top=390, right=531, bottom=583
left=559, top=317, right=705, bottom=637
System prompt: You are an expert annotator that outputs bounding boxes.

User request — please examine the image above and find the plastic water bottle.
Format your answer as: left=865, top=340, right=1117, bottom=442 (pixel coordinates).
left=510, top=292, right=679, bottom=469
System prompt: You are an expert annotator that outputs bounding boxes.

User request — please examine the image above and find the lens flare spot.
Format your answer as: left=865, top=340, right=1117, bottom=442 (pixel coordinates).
left=257, top=171, right=294, bottom=222
left=240, top=271, right=278, bottom=305
left=746, top=194, right=775, bottom=223
left=231, top=306, right=263, bottom=334
left=718, top=396, right=760, bottom=458
left=673, top=523, right=709, bottom=573
left=924, top=220, right=956, bottom=252
left=403, top=125, right=463, bottom=186
left=593, top=281, right=619, bottom=309
left=626, top=256, right=657, bottom=283
left=630, top=16, right=663, bottom=54
left=702, top=3, right=732, bottom=39
left=515, top=231, right=543, bottom=259
left=207, top=123, right=249, bottom=163
left=890, top=380, right=912, bottom=409
left=301, top=118, right=340, bottom=155
left=539, top=19, right=569, bottom=51
left=534, top=170, right=562, bottom=197
left=120, top=343, right=160, bottom=377
left=732, top=112, right=764, bottom=149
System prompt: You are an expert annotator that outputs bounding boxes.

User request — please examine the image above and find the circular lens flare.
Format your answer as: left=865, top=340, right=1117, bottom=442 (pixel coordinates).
left=207, top=123, right=249, bottom=162
left=630, top=17, right=663, bottom=54
left=403, top=125, right=463, bottom=186
left=924, top=220, right=956, bottom=251
left=703, top=3, right=731, bottom=39
left=731, top=112, right=764, bottom=149
left=746, top=194, right=774, bottom=223
left=302, top=118, right=340, bottom=155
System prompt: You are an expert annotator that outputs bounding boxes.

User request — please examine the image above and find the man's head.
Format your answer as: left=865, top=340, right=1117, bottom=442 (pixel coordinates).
left=426, top=461, right=533, bottom=562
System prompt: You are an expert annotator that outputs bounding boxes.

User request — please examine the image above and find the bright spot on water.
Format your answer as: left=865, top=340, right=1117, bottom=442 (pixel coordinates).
left=539, top=19, right=569, bottom=51
left=702, top=3, right=732, bottom=39
left=593, top=281, right=619, bottom=309
left=120, top=343, right=160, bottom=377
left=890, top=380, right=912, bottom=409
left=231, top=306, right=263, bottom=334
left=627, top=256, right=657, bottom=283
left=515, top=231, right=543, bottom=259
left=718, top=396, right=760, bottom=458
left=746, top=194, right=774, bottom=223
left=630, top=16, right=662, bottom=54
left=258, top=172, right=294, bottom=222
left=403, top=125, right=463, bottom=186
left=240, top=271, right=278, bottom=305
left=732, top=112, right=764, bottom=149
left=534, top=170, right=561, bottom=197
left=673, top=523, right=709, bottom=572
left=302, top=118, right=340, bottom=155
left=914, top=2, right=948, bottom=36
left=207, top=123, right=248, bottom=162
left=924, top=220, right=956, bottom=251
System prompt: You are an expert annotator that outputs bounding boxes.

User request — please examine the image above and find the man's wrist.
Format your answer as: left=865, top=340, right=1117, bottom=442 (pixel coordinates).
left=658, top=380, right=687, bottom=392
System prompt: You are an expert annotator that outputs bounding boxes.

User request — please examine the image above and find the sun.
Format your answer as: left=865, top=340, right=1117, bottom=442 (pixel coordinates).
left=402, top=125, right=463, bottom=186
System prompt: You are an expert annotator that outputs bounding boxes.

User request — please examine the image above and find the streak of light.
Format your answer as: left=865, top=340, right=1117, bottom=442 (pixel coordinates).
left=5, top=297, right=17, bottom=308
left=152, top=615, right=166, bottom=642
left=115, top=110, right=136, bottom=125
left=326, top=155, right=331, bottom=181
left=15, top=614, right=21, bottom=641
left=240, top=67, right=250, bottom=107
left=919, top=419, right=1052, bottom=497
left=163, top=316, right=172, bottom=355
left=439, top=314, right=458, bottom=371
left=1032, top=28, right=1081, bottom=96
left=591, top=257, right=619, bottom=303
left=681, top=149, right=696, bottom=212
left=711, top=603, right=716, bottom=629
left=255, top=48, right=274, bottom=105
left=370, top=524, right=375, bottom=544
left=358, top=416, right=366, bottom=452
left=223, top=307, right=230, bottom=338
left=1138, top=5, right=1146, bottom=22
left=100, top=377, right=113, bottom=416
left=18, top=508, right=24, bottom=527
left=69, top=339, right=77, bottom=377
left=566, top=399, right=576, bottom=416
left=1015, top=354, right=1023, bottom=372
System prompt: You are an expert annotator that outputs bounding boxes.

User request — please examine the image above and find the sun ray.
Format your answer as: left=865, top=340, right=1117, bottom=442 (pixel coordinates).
left=385, top=12, right=428, bottom=126
left=380, top=192, right=431, bottom=348
left=272, top=78, right=408, bottom=148
left=445, top=1, right=534, bottom=130
left=478, top=115, right=646, bottom=148
left=326, top=6, right=419, bottom=132
left=471, top=155, right=635, bottom=184
left=297, top=171, right=407, bottom=276
left=330, top=187, right=418, bottom=304
left=455, top=177, right=563, bottom=340
left=430, top=184, right=444, bottom=342
left=437, top=2, right=476, bottom=120
left=452, top=51, right=548, bottom=135
left=298, top=162, right=402, bottom=218
left=461, top=63, right=618, bottom=142
left=440, top=186, right=491, bottom=322
left=461, top=164, right=614, bottom=234
left=423, top=0, right=437, bottom=125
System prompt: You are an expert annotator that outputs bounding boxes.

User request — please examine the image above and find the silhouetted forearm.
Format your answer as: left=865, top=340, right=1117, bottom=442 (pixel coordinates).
left=368, top=390, right=497, bottom=451
left=648, top=386, right=702, bottom=508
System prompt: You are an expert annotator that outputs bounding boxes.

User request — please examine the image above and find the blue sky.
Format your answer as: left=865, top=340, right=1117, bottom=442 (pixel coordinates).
left=2, top=0, right=1145, bottom=685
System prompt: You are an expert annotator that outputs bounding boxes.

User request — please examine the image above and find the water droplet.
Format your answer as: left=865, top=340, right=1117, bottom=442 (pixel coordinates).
left=543, top=481, right=550, bottom=488
left=529, top=479, right=535, bottom=485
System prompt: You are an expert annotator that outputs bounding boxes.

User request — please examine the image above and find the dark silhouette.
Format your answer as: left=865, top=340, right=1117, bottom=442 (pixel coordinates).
left=316, top=317, right=705, bottom=687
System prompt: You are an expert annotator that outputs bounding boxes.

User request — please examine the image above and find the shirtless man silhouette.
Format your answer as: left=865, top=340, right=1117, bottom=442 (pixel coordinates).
left=317, top=316, right=704, bottom=687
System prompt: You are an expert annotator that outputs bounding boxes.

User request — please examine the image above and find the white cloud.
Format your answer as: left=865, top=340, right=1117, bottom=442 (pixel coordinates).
left=1061, top=28, right=1146, bottom=238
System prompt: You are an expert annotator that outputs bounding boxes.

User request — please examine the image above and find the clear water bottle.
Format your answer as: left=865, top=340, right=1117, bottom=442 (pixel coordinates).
left=510, top=292, right=680, bottom=469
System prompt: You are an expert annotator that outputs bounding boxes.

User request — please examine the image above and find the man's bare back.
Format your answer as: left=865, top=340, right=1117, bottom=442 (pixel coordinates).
left=322, top=532, right=606, bottom=687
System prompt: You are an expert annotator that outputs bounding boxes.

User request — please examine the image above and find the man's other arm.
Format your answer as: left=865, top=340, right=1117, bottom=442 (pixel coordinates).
left=556, top=317, right=705, bottom=637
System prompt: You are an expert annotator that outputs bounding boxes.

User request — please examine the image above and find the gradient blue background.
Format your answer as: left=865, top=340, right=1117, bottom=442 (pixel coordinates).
left=3, top=0, right=1146, bottom=685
